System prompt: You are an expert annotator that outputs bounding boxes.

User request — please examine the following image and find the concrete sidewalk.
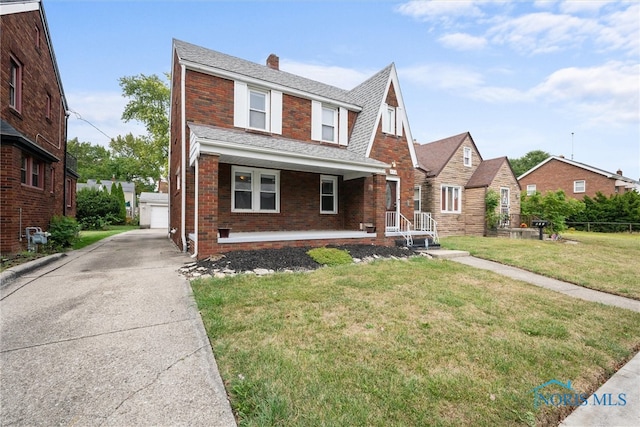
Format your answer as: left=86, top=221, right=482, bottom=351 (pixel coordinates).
left=439, top=252, right=639, bottom=426
left=1, top=229, right=236, bottom=426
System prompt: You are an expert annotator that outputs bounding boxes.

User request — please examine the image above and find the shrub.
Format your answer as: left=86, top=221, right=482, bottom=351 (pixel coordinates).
left=47, top=215, right=80, bottom=249
left=76, top=188, right=121, bottom=230
left=485, top=189, right=500, bottom=230
left=307, top=247, right=353, bottom=266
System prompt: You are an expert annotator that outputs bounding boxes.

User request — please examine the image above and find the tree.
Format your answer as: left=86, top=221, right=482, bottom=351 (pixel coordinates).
left=76, top=188, right=122, bottom=229
left=521, top=190, right=585, bottom=233
left=118, top=73, right=170, bottom=179
left=109, top=133, right=159, bottom=192
left=67, top=137, right=113, bottom=182
left=509, top=150, right=551, bottom=177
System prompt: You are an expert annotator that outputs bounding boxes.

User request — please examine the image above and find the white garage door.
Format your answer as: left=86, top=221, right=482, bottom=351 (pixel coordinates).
left=149, top=205, right=168, bottom=229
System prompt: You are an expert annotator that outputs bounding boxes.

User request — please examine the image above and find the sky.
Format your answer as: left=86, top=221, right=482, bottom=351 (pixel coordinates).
left=42, top=0, right=640, bottom=180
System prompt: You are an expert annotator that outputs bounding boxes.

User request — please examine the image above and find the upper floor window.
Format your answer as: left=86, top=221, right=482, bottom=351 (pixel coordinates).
left=574, top=180, right=585, bottom=193
left=463, top=147, right=472, bottom=167
left=322, top=107, right=337, bottom=142
left=9, top=57, right=23, bottom=112
left=46, top=93, right=52, bottom=120
left=320, top=175, right=338, bottom=214
left=234, top=81, right=282, bottom=134
left=382, top=105, right=396, bottom=135
left=441, top=185, right=461, bottom=213
left=526, top=184, right=536, bottom=196
left=231, top=166, right=280, bottom=213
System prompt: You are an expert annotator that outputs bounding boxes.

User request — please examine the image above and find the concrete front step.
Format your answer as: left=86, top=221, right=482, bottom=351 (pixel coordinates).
left=423, top=250, right=470, bottom=259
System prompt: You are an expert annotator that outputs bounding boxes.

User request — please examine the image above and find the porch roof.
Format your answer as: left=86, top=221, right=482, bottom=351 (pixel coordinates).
left=188, top=123, right=389, bottom=179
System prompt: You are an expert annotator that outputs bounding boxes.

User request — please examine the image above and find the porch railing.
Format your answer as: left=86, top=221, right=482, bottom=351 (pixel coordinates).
left=385, top=211, right=413, bottom=247
left=414, top=212, right=439, bottom=243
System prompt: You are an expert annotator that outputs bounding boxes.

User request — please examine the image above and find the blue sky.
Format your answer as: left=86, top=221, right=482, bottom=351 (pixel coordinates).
left=44, top=0, right=639, bottom=179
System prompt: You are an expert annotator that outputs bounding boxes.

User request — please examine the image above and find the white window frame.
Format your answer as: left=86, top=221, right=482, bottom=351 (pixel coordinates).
left=234, top=82, right=282, bottom=134
left=320, top=175, right=338, bottom=214
left=526, top=184, right=536, bottom=195
left=321, top=106, right=338, bottom=143
left=312, top=101, right=347, bottom=145
left=231, top=166, right=280, bottom=213
left=574, top=180, right=586, bottom=193
left=248, top=88, right=269, bottom=131
left=382, top=104, right=396, bottom=135
left=463, top=147, right=472, bottom=167
left=414, top=186, right=421, bottom=212
left=9, top=56, right=22, bottom=112
left=441, top=185, right=461, bottom=213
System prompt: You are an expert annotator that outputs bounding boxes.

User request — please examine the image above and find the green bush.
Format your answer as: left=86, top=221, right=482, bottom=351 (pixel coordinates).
left=76, top=188, right=121, bottom=230
left=521, top=190, right=585, bottom=233
left=485, top=189, right=500, bottom=230
left=307, top=247, right=353, bottom=266
left=47, top=215, right=80, bottom=249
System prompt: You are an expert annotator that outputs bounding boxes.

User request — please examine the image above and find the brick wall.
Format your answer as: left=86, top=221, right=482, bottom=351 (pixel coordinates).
left=519, top=158, right=616, bottom=199
left=1, top=8, right=71, bottom=255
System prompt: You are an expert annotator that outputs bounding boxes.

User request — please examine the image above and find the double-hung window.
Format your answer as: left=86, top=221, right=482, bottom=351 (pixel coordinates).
left=574, top=180, right=585, bottom=193
left=320, top=175, right=337, bottom=214
left=9, top=57, right=22, bottom=112
left=232, top=166, right=280, bottom=213
left=441, top=185, right=461, bottom=213
left=322, top=107, right=337, bottom=142
left=249, top=89, right=268, bottom=130
left=526, top=184, right=536, bottom=195
left=382, top=104, right=396, bottom=135
left=414, top=186, right=421, bottom=212
left=463, top=147, right=472, bottom=167
left=20, top=154, right=44, bottom=189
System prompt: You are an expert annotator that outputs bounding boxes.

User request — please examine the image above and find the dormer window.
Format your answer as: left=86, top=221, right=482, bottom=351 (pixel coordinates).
left=249, top=89, right=268, bottom=130
left=322, top=107, right=337, bottom=142
left=312, top=101, right=347, bottom=145
left=234, top=81, right=282, bottom=134
left=463, top=147, right=472, bottom=167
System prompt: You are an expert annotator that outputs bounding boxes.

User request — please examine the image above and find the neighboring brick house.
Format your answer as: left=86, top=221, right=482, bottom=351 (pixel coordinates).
left=169, top=39, right=426, bottom=258
left=414, top=132, right=521, bottom=236
left=1, top=0, right=78, bottom=255
left=518, top=156, right=640, bottom=199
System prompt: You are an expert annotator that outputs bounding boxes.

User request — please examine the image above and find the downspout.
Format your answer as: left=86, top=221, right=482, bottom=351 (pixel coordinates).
left=180, top=63, right=187, bottom=252
left=192, top=157, right=198, bottom=258
left=62, top=103, right=69, bottom=216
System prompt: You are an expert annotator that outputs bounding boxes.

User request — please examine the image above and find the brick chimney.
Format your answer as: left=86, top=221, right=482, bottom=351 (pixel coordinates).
left=266, top=54, right=279, bottom=70
left=616, top=169, right=623, bottom=176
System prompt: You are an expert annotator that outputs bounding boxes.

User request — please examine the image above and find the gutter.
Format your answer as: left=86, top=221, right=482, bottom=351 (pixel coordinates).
left=180, top=63, right=187, bottom=252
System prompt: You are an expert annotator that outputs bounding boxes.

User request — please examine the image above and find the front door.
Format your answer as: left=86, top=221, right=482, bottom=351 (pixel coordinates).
left=500, top=187, right=510, bottom=227
left=386, top=178, right=400, bottom=231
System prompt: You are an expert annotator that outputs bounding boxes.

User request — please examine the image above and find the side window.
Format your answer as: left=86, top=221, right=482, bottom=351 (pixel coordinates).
left=463, top=147, right=472, bottom=167
left=320, top=175, right=337, bottom=214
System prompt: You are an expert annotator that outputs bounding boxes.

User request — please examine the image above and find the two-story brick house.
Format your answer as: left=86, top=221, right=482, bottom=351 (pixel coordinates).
left=518, top=156, right=640, bottom=199
left=1, top=0, right=78, bottom=255
left=169, top=39, right=429, bottom=258
left=414, top=132, right=521, bottom=236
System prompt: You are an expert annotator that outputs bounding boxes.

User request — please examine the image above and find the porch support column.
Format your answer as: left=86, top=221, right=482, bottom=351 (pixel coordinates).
left=373, top=174, right=387, bottom=245
left=197, top=154, right=219, bottom=258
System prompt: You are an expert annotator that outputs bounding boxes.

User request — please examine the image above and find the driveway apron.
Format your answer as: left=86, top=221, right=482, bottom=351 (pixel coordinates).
left=0, top=229, right=236, bottom=426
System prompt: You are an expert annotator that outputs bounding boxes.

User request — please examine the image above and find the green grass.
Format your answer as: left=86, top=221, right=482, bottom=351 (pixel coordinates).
left=192, top=257, right=640, bottom=426
left=73, top=225, right=138, bottom=250
left=440, top=231, right=640, bottom=300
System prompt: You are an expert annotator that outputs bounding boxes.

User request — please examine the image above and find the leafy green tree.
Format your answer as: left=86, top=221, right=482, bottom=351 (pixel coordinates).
left=521, top=190, right=584, bottom=233
left=118, top=73, right=170, bottom=178
left=509, top=150, right=551, bottom=177
left=67, top=137, right=113, bottom=182
left=109, top=133, right=158, bottom=193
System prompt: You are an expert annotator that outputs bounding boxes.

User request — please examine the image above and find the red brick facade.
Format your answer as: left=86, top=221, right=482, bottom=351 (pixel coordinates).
left=1, top=4, right=76, bottom=255
left=170, top=41, right=416, bottom=258
left=519, top=157, right=635, bottom=199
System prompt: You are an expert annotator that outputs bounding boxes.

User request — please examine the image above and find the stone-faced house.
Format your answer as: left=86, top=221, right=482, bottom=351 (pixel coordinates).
left=414, top=132, right=521, bottom=236
left=518, top=156, right=640, bottom=199
left=169, top=39, right=433, bottom=258
left=1, top=0, right=78, bottom=255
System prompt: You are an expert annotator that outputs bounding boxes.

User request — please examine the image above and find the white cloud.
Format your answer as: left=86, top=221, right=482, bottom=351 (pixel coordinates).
left=67, top=91, right=145, bottom=146
left=279, top=60, right=374, bottom=90
left=438, top=33, right=487, bottom=50
left=559, top=0, right=609, bottom=14
left=395, top=0, right=485, bottom=27
left=401, top=64, right=485, bottom=92
left=529, top=61, right=640, bottom=126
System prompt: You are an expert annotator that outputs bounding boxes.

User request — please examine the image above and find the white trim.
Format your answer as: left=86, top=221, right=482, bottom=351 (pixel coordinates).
left=339, top=107, right=348, bottom=146
left=441, top=184, right=462, bottom=213
left=231, top=166, right=280, bottom=213
left=180, top=63, right=187, bottom=252
left=320, top=175, right=338, bottom=214
left=0, top=1, right=39, bottom=15
left=463, top=147, right=472, bottom=167
left=233, top=81, right=248, bottom=128
left=413, top=185, right=421, bottom=212
left=179, top=59, right=362, bottom=111
left=248, top=87, right=270, bottom=131
left=311, top=100, right=322, bottom=141
left=193, top=157, right=199, bottom=257
left=386, top=176, right=400, bottom=214
left=270, top=90, right=282, bottom=135
left=526, top=184, right=536, bottom=195
left=573, top=180, right=586, bottom=193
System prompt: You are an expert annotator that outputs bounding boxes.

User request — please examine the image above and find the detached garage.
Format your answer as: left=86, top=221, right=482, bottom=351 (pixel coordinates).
left=139, top=192, right=169, bottom=229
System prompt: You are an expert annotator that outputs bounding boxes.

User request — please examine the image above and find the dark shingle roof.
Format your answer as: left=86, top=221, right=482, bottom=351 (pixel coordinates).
left=415, top=132, right=470, bottom=176
left=466, top=157, right=508, bottom=188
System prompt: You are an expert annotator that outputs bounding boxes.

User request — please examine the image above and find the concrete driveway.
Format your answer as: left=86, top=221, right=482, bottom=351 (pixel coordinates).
left=0, top=229, right=236, bottom=426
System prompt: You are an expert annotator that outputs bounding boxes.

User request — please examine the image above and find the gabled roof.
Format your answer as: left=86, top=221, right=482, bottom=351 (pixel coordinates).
left=173, top=39, right=355, bottom=107
left=1, top=0, right=68, bottom=111
left=415, top=131, right=480, bottom=177
left=518, top=156, right=639, bottom=185
left=139, top=192, right=168, bottom=204
left=466, top=157, right=508, bottom=188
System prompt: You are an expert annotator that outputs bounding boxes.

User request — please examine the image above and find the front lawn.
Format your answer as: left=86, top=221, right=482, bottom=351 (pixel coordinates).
left=192, top=257, right=640, bottom=426
left=73, top=225, right=138, bottom=250
left=440, top=231, right=640, bottom=300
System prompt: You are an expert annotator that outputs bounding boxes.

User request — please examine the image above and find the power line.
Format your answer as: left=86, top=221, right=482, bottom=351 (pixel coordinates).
left=67, top=109, right=112, bottom=141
